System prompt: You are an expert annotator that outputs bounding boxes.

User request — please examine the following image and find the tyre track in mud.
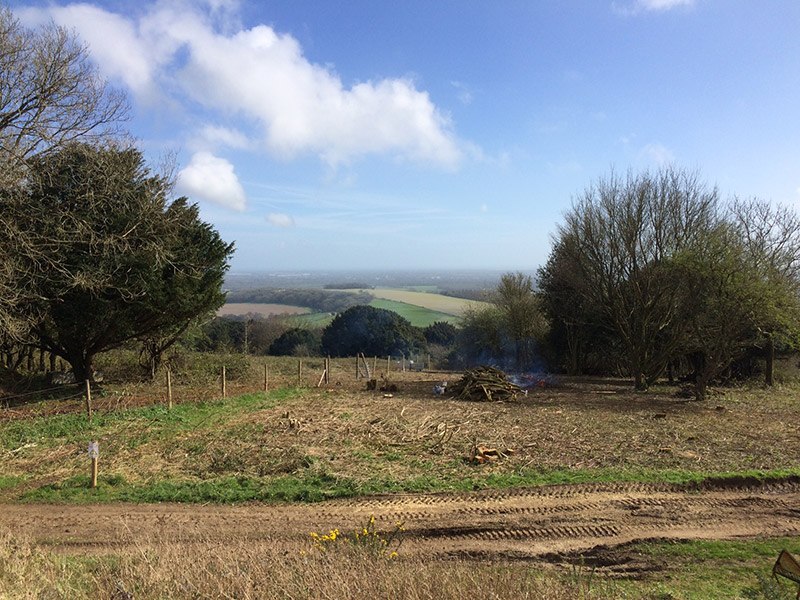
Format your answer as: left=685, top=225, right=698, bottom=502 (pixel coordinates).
left=4, top=479, right=800, bottom=559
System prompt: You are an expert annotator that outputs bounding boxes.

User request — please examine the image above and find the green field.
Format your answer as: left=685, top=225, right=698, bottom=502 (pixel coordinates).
left=368, top=299, right=460, bottom=327
left=365, top=288, right=486, bottom=316
left=289, top=312, right=335, bottom=328
left=241, top=287, right=481, bottom=329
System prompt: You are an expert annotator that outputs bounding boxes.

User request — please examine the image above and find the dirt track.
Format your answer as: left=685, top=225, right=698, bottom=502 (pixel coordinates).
left=5, top=478, right=800, bottom=564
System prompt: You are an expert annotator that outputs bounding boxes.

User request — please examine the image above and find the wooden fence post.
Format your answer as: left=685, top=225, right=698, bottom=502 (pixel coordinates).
left=325, top=356, right=330, bottom=384
left=166, top=369, right=172, bottom=410
left=355, top=355, right=360, bottom=380
left=386, top=356, right=391, bottom=375
left=221, top=366, right=227, bottom=399
left=264, top=363, right=269, bottom=392
left=84, top=380, right=92, bottom=426
left=297, top=359, right=303, bottom=385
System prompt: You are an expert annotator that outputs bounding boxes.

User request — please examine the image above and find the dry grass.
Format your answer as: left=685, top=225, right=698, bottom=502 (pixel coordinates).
left=0, top=532, right=641, bottom=600
left=3, top=357, right=800, bottom=498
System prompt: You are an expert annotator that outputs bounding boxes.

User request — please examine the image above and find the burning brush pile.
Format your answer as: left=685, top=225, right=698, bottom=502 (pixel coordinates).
left=449, top=365, right=522, bottom=402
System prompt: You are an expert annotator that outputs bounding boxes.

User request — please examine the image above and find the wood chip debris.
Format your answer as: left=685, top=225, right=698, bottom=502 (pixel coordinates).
left=449, top=366, right=521, bottom=402
left=465, top=444, right=515, bottom=464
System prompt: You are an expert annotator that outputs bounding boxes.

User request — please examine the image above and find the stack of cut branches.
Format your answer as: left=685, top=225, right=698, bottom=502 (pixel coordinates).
left=449, top=365, right=521, bottom=402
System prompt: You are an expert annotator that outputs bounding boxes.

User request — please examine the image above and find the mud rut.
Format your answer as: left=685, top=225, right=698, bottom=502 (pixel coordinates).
left=5, top=479, right=800, bottom=567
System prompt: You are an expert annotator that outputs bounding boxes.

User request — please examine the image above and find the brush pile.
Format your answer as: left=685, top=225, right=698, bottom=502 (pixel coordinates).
left=449, top=365, right=521, bottom=402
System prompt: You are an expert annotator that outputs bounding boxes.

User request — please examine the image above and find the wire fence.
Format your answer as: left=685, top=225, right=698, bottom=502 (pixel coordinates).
left=0, top=354, right=441, bottom=421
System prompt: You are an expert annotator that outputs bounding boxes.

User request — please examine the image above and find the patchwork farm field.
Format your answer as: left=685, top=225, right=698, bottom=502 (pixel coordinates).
left=217, top=287, right=488, bottom=328
left=2, top=356, right=800, bottom=598
left=364, top=288, right=488, bottom=316
left=217, top=302, right=310, bottom=317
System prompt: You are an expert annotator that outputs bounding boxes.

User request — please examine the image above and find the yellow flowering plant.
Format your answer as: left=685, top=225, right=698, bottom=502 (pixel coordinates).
left=307, top=515, right=405, bottom=558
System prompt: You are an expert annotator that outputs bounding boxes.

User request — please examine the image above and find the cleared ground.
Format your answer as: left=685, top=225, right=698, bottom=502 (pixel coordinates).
left=4, top=478, right=800, bottom=567
left=3, top=361, right=800, bottom=597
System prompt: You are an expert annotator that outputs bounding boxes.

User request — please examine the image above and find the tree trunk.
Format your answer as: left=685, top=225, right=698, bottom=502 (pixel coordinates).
left=67, top=351, right=95, bottom=382
left=765, top=336, right=775, bottom=387
left=634, top=370, right=647, bottom=390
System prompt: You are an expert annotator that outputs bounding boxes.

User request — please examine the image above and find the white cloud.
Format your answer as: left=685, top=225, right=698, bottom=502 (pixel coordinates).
left=176, top=152, right=247, bottom=211
left=27, top=2, right=466, bottom=168
left=266, top=213, right=294, bottom=227
left=613, top=0, right=694, bottom=15
left=17, top=4, right=160, bottom=98
left=190, top=125, right=253, bottom=152
left=639, top=142, right=675, bottom=166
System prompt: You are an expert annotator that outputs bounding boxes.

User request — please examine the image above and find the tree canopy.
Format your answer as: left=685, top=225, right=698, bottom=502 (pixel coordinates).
left=541, top=166, right=800, bottom=398
left=1, top=142, right=234, bottom=380
left=456, top=272, right=548, bottom=371
left=321, top=305, right=424, bottom=358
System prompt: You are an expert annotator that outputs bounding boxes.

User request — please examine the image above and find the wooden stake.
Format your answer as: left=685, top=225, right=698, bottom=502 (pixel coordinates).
left=84, top=380, right=92, bottom=427
left=297, top=359, right=303, bottom=385
left=387, top=356, right=391, bottom=375
left=221, top=366, right=227, bottom=398
left=166, top=369, right=172, bottom=410
left=88, top=440, right=99, bottom=489
left=360, top=353, right=371, bottom=379
left=355, top=355, right=360, bottom=380
left=325, top=357, right=330, bottom=384
left=264, top=363, right=269, bottom=392
left=402, top=355, right=406, bottom=372
left=372, top=356, right=377, bottom=375
left=317, top=369, right=327, bottom=387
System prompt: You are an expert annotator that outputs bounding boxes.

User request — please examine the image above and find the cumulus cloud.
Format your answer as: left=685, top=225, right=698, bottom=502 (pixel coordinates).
left=17, top=4, right=160, bottom=98
left=176, top=152, right=247, bottom=211
left=24, top=2, right=465, bottom=168
left=266, top=213, right=294, bottom=227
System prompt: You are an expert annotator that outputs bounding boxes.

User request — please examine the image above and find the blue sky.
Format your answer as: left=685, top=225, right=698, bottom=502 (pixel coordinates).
left=10, top=0, right=800, bottom=273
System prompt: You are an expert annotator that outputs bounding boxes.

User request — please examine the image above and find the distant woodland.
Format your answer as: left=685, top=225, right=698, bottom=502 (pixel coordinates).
left=225, top=289, right=374, bottom=314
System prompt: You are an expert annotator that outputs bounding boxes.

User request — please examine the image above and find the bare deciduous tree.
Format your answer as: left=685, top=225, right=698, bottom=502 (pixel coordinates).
left=556, top=167, right=719, bottom=389
left=729, top=198, right=800, bottom=385
left=0, top=6, right=128, bottom=185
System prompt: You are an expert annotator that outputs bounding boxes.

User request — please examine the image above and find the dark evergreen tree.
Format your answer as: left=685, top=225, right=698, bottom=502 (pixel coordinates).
left=321, top=305, right=424, bottom=357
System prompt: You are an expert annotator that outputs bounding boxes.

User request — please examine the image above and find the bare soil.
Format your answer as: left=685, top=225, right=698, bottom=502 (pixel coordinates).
left=5, top=477, right=800, bottom=572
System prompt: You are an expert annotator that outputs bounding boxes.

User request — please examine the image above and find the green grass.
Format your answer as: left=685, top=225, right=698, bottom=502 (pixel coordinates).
left=0, top=387, right=304, bottom=451
left=16, top=462, right=800, bottom=505
left=368, top=299, right=461, bottom=327
left=630, top=537, right=800, bottom=599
